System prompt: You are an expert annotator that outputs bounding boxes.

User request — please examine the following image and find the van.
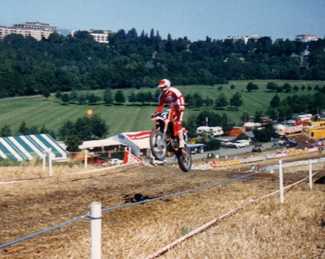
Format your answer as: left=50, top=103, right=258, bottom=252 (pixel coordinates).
left=196, top=126, right=224, bottom=137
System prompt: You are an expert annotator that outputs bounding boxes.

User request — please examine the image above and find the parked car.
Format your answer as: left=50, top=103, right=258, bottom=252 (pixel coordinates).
left=95, top=160, right=109, bottom=166
left=220, top=139, right=234, bottom=147
left=188, top=143, right=206, bottom=154
left=109, top=158, right=123, bottom=165
left=252, top=144, right=263, bottom=152
left=235, top=139, right=250, bottom=148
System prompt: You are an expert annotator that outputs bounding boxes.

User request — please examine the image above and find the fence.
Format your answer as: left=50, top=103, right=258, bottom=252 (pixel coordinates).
left=0, top=157, right=323, bottom=258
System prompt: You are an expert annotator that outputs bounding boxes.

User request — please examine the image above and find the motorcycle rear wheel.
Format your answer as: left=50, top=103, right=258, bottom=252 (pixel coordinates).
left=149, top=129, right=166, bottom=161
left=176, top=145, right=192, bottom=172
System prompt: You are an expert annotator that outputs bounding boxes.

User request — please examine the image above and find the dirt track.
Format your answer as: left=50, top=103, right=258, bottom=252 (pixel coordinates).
left=0, top=152, right=324, bottom=258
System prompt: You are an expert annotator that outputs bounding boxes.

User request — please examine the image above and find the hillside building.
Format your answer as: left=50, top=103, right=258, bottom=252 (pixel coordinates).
left=70, top=29, right=111, bottom=43
left=226, top=35, right=260, bottom=44
left=0, top=22, right=57, bottom=41
left=295, top=34, right=320, bottom=42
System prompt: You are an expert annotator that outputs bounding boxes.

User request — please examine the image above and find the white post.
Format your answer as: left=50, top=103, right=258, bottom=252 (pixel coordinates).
left=42, top=152, right=46, bottom=173
left=128, top=147, right=131, bottom=164
left=48, top=149, right=53, bottom=177
left=279, top=160, right=284, bottom=204
left=84, top=149, right=88, bottom=169
left=308, top=159, right=313, bottom=190
left=91, top=202, right=102, bottom=259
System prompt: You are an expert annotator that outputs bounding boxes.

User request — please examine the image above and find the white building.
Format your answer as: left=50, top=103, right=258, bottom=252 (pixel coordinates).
left=70, top=29, right=111, bottom=43
left=226, top=35, right=260, bottom=44
left=0, top=22, right=57, bottom=41
left=295, top=34, right=320, bottom=42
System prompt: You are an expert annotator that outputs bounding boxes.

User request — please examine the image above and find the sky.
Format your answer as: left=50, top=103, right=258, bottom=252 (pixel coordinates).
left=0, top=0, right=324, bottom=42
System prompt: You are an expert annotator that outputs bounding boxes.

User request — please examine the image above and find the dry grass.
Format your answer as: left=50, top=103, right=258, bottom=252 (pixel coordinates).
left=0, top=155, right=324, bottom=259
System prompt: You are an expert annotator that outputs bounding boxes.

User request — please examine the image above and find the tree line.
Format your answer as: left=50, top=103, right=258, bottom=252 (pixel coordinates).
left=0, top=29, right=324, bottom=98
left=55, top=87, right=245, bottom=110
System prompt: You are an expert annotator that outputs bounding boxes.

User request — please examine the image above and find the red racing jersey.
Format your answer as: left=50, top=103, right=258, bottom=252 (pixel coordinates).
left=156, top=87, right=185, bottom=113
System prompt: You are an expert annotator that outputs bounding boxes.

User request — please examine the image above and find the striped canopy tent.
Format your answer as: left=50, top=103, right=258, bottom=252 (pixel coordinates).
left=0, top=134, right=68, bottom=162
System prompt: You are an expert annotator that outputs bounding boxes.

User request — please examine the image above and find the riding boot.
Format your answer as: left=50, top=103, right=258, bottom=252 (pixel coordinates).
left=179, top=139, right=185, bottom=148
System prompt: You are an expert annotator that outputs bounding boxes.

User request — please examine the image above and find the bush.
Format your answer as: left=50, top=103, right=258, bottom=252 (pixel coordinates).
left=253, top=125, right=277, bottom=142
left=197, top=138, right=221, bottom=151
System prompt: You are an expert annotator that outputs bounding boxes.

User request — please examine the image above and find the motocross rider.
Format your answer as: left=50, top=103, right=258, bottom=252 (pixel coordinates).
left=154, top=79, right=185, bottom=148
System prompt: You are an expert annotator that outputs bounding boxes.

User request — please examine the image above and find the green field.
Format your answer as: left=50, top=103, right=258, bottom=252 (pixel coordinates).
left=1, top=80, right=324, bottom=138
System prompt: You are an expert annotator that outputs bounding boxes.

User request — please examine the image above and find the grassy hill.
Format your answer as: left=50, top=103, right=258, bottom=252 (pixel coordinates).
left=1, top=80, right=324, bottom=138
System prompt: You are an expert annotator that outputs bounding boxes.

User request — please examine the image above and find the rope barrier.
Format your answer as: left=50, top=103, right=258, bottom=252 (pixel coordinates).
left=102, top=171, right=258, bottom=213
left=0, top=214, right=90, bottom=249
left=145, top=171, right=321, bottom=258
left=0, top=171, right=257, bottom=249
left=0, top=176, right=50, bottom=185
left=0, top=163, right=133, bottom=185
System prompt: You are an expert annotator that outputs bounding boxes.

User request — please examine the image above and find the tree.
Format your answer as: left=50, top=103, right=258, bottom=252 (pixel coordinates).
left=205, top=97, right=214, bottom=107
left=55, top=90, right=62, bottom=99
left=215, top=93, right=228, bottom=109
left=86, top=93, right=101, bottom=104
left=185, top=94, right=193, bottom=107
left=103, top=88, right=114, bottom=105
left=266, top=82, right=278, bottom=92
left=65, top=135, right=82, bottom=152
left=35, top=63, right=56, bottom=93
left=77, top=93, right=87, bottom=104
left=205, top=139, right=221, bottom=150
left=193, top=93, right=204, bottom=108
left=253, top=124, right=277, bottom=142
left=254, top=111, right=263, bottom=123
left=246, top=82, right=258, bottom=92
left=1, top=125, right=12, bottom=137
left=18, top=121, right=29, bottom=135
left=240, top=111, right=249, bottom=122
left=128, top=92, right=137, bottom=104
left=43, top=88, right=50, bottom=99
left=61, top=93, right=70, bottom=104
left=270, top=94, right=280, bottom=108
left=91, top=114, right=109, bottom=138
left=229, top=92, right=243, bottom=108
left=283, top=83, right=292, bottom=93
left=75, top=117, right=92, bottom=140
left=114, top=90, right=125, bottom=104
left=58, top=121, right=77, bottom=140
left=69, top=90, right=78, bottom=102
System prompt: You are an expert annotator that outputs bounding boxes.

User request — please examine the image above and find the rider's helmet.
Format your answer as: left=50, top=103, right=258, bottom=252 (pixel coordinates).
left=158, top=79, right=171, bottom=93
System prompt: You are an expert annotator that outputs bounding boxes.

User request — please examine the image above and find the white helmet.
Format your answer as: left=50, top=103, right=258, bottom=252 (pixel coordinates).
left=158, top=79, right=171, bottom=92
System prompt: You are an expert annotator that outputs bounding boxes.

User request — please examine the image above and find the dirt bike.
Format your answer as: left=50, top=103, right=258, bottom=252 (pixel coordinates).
left=149, top=108, right=192, bottom=172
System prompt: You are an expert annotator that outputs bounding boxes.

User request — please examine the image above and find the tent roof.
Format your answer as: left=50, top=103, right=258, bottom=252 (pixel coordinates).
left=79, top=138, right=123, bottom=149
left=121, top=131, right=151, bottom=149
left=0, top=134, right=68, bottom=162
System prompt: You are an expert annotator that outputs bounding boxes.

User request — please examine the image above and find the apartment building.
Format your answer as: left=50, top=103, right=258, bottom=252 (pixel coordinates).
left=295, top=34, right=320, bottom=42
left=0, top=22, right=57, bottom=41
left=70, top=29, right=111, bottom=43
left=226, top=35, right=260, bottom=44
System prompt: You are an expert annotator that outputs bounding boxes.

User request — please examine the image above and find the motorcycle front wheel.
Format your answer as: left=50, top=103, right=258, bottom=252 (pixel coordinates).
left=149, top=129, right=166, bottom=161
left=176, top=145, right=192, bottom=172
